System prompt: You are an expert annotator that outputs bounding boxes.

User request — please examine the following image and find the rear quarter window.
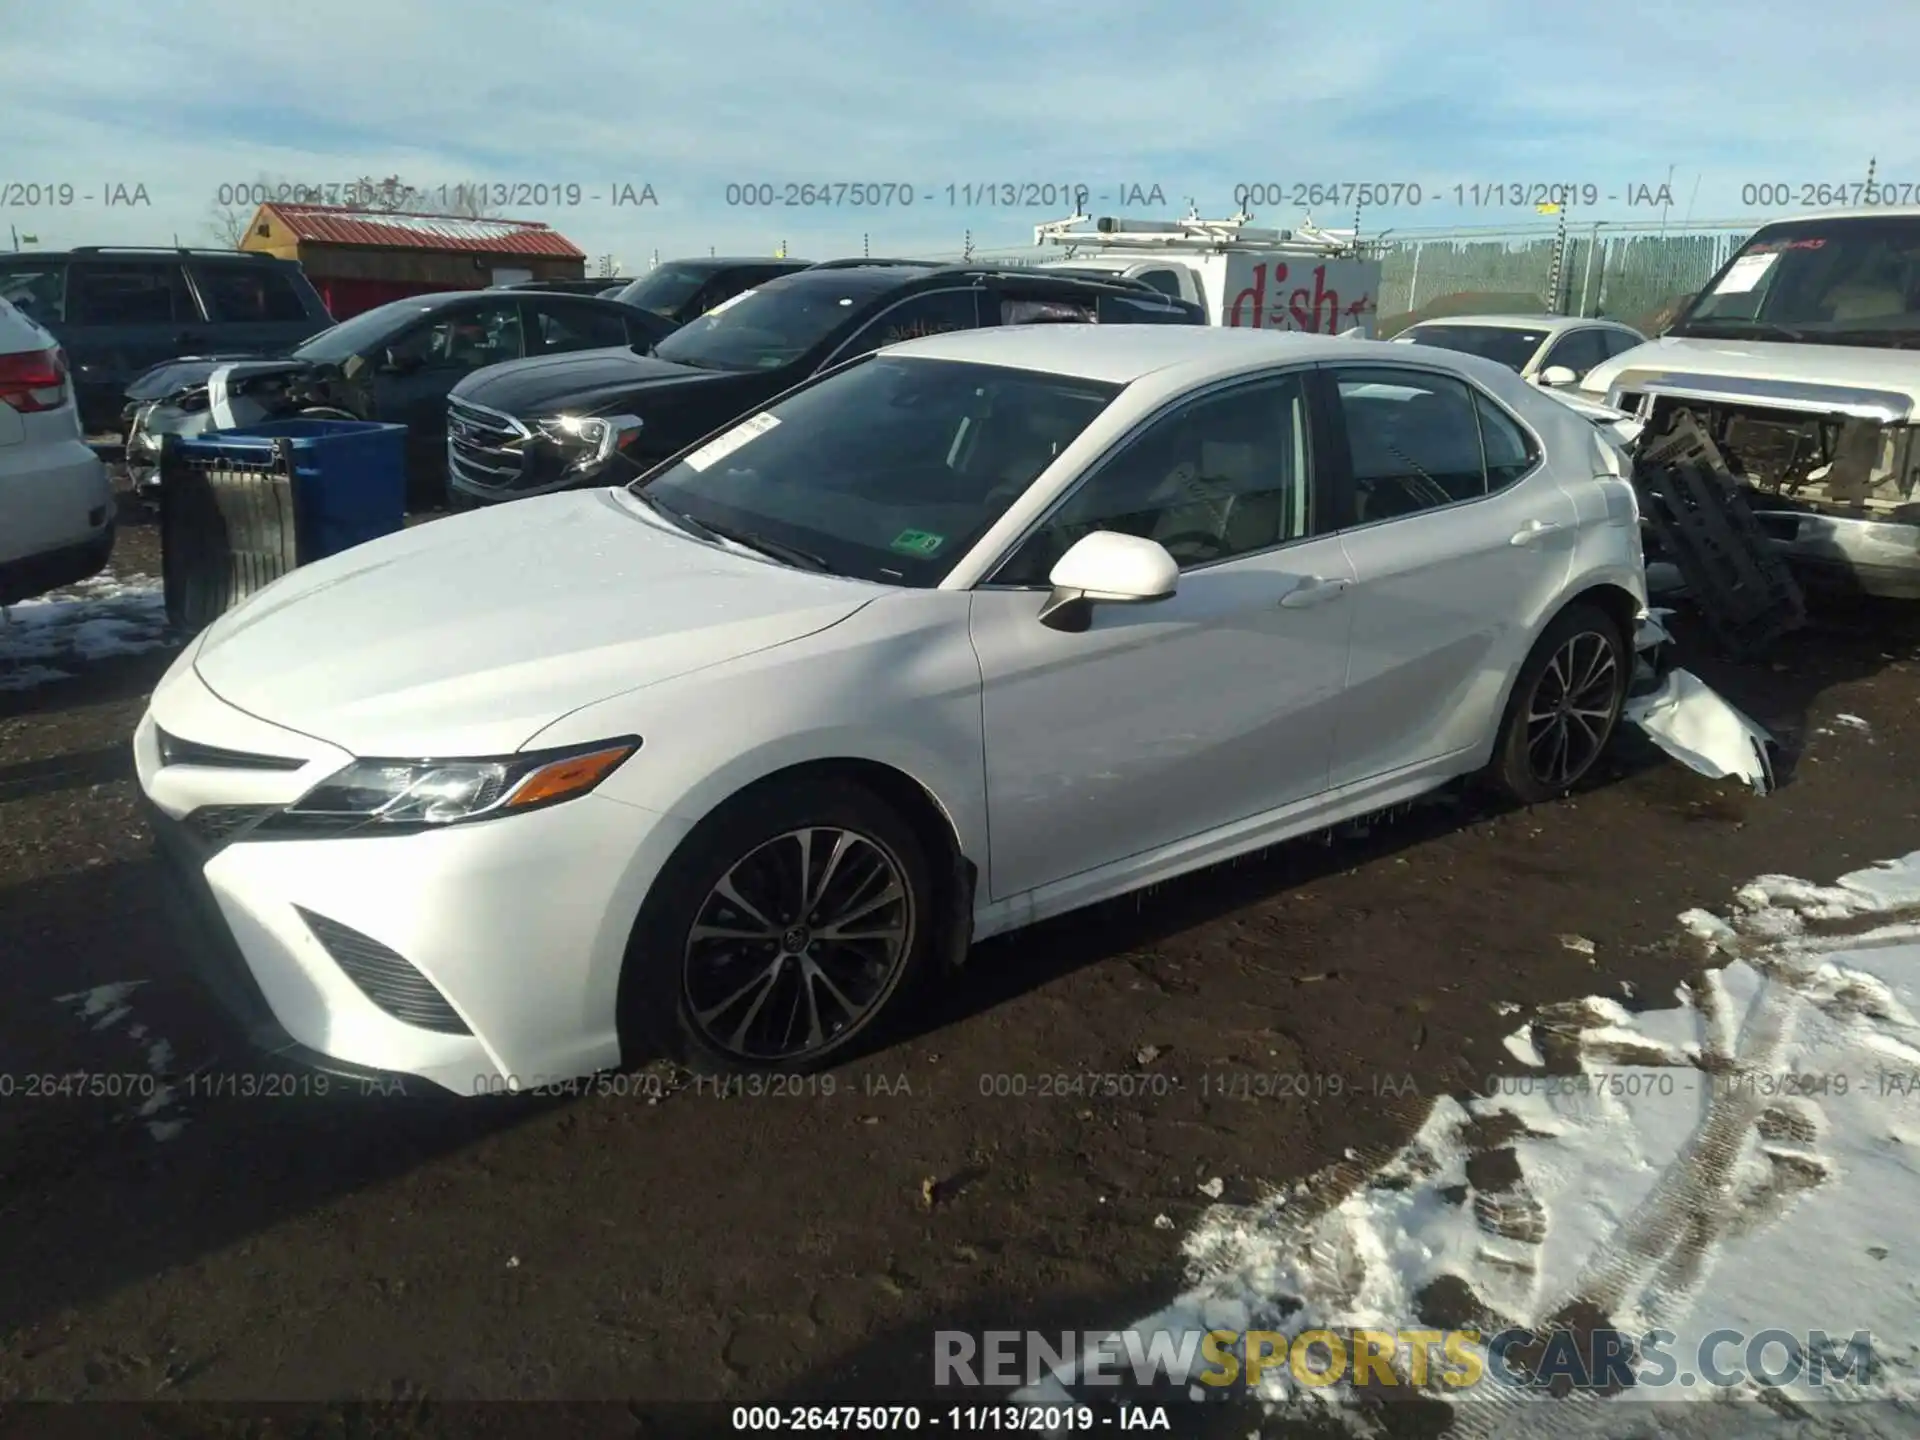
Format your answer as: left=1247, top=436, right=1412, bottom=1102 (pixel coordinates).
left=1096, top=293, right=1200, bottom=325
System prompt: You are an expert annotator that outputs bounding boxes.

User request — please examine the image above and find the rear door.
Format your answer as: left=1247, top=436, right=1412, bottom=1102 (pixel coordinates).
left=1320, top=363, right=1577, bottom=789
left=62, top=259, right=205, bottom=431
left=187, top=261, right=328, bottom=358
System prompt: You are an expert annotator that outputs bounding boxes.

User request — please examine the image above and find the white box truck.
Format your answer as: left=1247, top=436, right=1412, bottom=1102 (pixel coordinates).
left=1032, top=210, right=1385, bottom=337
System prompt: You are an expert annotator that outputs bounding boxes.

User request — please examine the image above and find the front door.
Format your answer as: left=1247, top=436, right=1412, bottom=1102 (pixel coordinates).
left=1321, top=364, right=1580, bottom=788
left=968, top=370, right=1355, bottom=900
left=370, top=297, right=529, bottom=498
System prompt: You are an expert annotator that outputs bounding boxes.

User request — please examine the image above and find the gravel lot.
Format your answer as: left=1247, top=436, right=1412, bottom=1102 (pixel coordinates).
left=2, top=482, right=1917, bottom=1436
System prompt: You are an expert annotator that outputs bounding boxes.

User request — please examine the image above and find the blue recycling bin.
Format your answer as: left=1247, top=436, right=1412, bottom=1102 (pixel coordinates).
left=160, top=418, right=408, bottom=634
left=179, top=418, right=408, bottom=560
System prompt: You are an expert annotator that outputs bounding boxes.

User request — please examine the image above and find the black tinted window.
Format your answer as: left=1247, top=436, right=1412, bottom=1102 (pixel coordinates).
left=1401, top=324, right=1545, bottom=373
left=1135, top=270, right=1183, bottom=298
left=1096, top=293, right=1199, bottom=325
left=1333, top=368, right=1488, bottom=520
left=67, top=264, right=196, bottom=324
left=536, top=303, right=627, bottom=351
left=653, top=277, right=904, bottom=371
left=638, top=356, right=1118, bottom=586
left=190, top=264, right=310, bottom=322
left=1475, top=393, right=1538, bottom=490
left=1604, top=328, right=1644, bottom=357
left=1541, top=328, right=1611, bottom=379
left=0, top=263, right=67, bottom=322
left=995, top=374, right=1316, bottom=583
left=837, top=289, right=980, bottom=360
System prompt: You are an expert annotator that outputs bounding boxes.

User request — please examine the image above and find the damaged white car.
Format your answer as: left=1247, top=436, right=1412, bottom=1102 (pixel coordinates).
left=1581, top=208, right=1920, bottom=599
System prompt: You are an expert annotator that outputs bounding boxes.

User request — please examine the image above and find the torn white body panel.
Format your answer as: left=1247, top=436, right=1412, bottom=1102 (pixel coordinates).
left=1624, top=668, right=1774, bottom=794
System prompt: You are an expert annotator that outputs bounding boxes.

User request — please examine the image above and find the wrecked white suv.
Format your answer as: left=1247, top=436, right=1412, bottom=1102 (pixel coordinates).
left=1580, top=209, right=1920, bottom=598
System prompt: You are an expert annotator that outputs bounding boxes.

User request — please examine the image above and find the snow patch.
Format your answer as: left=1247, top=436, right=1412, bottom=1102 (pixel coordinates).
left=0, top=572, right=173, bottom=689
left=53, top=979, right=188, bottom=1142
left=1026, top=853, right=1920, bottom=1429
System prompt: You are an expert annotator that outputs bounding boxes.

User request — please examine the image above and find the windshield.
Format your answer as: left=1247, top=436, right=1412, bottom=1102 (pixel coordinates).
left=634, top=356, right=1121, bottom=586
left=1673, top=216, right=1920, bottom=346
left=651, top=279, right=883, bottom=372
left=292, top=299, right=438, bottom=363
left=1400, top=324, right=1547, bottom=372
left=611, top=265, right=713, bottom=319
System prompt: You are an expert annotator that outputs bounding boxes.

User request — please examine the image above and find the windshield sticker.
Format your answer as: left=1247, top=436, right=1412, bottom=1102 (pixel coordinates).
left=682, top=411, right=780, bottom=472
left=704, top=289, right=755, bottom=317
left=1713, top=252, right=1779, bottom=295
left=888, top=529, right=946, bottom=558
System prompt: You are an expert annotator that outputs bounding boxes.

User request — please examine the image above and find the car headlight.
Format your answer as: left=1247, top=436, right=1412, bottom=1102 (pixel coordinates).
left=257, top=738, right=639, bottom=837
left=533, top=413, right=645, bottom=476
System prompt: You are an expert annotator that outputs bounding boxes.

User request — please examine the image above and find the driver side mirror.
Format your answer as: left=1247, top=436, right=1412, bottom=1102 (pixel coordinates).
left=1037, top=531, right=1178, bottom=633
left=1537, top=365, right=1578, bottom=388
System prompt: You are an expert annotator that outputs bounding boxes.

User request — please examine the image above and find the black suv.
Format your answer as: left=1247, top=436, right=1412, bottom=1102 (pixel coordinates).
left=0, top=246, right=333, bottom=432
left=445, top=260, right=1203, bottom=507
left=604, top=257, right=814, bottom=325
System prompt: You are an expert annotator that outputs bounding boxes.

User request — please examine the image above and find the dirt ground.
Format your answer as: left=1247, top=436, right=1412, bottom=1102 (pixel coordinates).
left=2, top=484, right=1917, bottom=1437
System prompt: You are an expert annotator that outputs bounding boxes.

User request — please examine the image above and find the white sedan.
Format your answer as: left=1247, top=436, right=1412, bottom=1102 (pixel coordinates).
left=135, top=325, right=1646, bottom=1092
left=1394, top=314, right=1646, bottom=389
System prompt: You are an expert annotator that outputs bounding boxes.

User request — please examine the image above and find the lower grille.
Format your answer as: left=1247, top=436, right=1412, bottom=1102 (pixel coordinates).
left=296, top=907, right=472, bottom=1034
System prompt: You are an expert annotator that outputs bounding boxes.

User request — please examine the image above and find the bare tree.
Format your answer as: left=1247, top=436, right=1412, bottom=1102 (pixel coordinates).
left=351, top=175, right=501, bottom=218
left=204, top=200, right=250, bottom=248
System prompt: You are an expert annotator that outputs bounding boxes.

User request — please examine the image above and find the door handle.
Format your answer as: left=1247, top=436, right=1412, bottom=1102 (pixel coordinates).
left=1509, top=519, right=1567, bottom=546
left=1278, top=576, right=1350, bottom=608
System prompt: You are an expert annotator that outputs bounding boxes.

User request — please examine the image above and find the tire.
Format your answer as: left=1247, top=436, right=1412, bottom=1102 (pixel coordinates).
left=619, top=776, right=939, bottom=1074
left=1484, top=602, right=1628, bottom=804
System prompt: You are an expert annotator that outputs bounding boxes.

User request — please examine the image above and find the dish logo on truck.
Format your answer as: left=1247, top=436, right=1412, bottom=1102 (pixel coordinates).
left=1225, top=259, right=1379, bottom=334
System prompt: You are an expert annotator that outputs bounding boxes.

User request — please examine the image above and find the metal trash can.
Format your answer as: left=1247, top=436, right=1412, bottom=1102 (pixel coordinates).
left=160, top=419, right=407, bottom=635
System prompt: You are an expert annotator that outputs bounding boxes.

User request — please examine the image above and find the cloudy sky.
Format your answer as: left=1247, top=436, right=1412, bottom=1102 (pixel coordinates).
left=4, top=0, right=1916, bottom=270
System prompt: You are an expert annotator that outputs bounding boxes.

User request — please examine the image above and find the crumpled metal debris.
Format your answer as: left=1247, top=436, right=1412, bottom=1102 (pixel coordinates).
left=1624, top=668, right=1775, bottom=794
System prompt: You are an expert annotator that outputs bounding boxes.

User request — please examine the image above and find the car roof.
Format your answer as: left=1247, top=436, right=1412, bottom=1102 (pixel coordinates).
left=660, top=256, right=812, bottom=273
left=8, top=247, right=296, bottom=265
left=884, top=324, right=1471, bottom=385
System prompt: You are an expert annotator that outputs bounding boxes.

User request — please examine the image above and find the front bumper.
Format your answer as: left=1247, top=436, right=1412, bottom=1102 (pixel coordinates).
left=1752, top=509, right=1920, bottom=600
left=134, top=658, right=694, bottom=1094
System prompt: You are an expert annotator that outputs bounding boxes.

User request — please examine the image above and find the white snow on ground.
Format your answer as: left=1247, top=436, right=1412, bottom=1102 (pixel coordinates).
left=52, top=981, right=188, bottom=1142
left=1019, top=854, right=1920, bottom=1434
left=0, top=571, right=172, bottom=689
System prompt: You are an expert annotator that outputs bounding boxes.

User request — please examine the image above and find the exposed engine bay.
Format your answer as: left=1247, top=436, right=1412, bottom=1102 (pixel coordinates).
left=125, top=358, right=361, bottom=492
left=1640, top=395, right=1920, bottom=523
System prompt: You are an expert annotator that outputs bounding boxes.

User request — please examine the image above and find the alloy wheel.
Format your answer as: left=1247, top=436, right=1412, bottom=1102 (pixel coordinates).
left=682, top=826, right=914, bottom=1062
left=1524, top=630, right=1619, bottom=789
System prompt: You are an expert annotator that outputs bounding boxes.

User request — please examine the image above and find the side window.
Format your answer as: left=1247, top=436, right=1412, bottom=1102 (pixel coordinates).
left=1604, top=329, right=1644, bottom=357
left=838, top=290, right=980, bottom=360
left=0, top=263, right=68, bottom=323
left=992, top=374, right=1315, bottom=584
left=1541, top=328, right=1611, bottom=379
left=534, top=302, right=627, bottom=352
left=697, top=273, right=758, bottom=315
left=394, top=302, right=526, bottom=369
left=1474, top=393, right=1540, bottom=491
left=1000, top=294, right=1095, bottom=325
left=1095, top=293, right=1193, bottom=325
left=1332, top=368, right=1487, bottom=522
left=189, top=265, right=309, bottom=323
left=66, top=263, right=195, bottom=325
left=1135, top=269, right=1184, bottom=298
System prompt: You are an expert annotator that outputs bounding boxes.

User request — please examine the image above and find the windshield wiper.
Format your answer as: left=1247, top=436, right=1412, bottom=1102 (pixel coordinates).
left=1676, top=319, right=1808, bottom=342
left=696, top=519, right=830, bottom=571
left=628, top=487, right=714, bottom=539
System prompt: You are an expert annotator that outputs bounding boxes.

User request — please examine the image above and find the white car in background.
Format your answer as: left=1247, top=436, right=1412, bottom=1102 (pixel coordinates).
left=1395, top=314, right=1646, bottom=390
left=0, top=296, right=115, bottom=605
left=135, top=326, right=1645, bottom=1094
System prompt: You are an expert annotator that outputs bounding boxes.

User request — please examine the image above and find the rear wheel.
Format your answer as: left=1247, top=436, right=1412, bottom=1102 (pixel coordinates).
left=620, top=777, right=938, bottom=1074
left=1486, top=603, right=1628, bottom=803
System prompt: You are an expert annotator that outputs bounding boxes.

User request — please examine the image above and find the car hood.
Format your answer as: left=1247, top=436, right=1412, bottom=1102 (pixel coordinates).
left=126, top=353, right=292, bottom=400
left=1581, top=336, right=1920, bottom=416
left=191, top=489, right=880, bottom=757
left=451, top=348, right=735, bottom=417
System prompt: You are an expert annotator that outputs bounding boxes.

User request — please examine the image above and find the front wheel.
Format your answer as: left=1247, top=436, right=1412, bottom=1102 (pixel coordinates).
left=1485, top=603, right=1628, bottom=804
left=620, top=777, right=939, bottom=1074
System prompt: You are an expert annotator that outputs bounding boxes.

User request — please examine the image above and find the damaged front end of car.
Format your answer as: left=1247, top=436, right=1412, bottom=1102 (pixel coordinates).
left=122, top=360, right=331, bottom=495
left=1610, top=374, right=1920, bottom=599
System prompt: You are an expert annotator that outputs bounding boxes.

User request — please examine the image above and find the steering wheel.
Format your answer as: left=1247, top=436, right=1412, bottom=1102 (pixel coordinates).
left=1155, top=530, right=1229, bottom=562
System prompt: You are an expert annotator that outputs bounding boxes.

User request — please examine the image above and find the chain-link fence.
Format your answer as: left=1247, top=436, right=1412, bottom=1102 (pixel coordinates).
left=900, top=218, right=1765, bottom=336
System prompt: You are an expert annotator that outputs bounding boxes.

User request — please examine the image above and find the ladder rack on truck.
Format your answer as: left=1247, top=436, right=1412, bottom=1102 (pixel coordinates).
left=1033, top=208, right=1363, bottom=259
